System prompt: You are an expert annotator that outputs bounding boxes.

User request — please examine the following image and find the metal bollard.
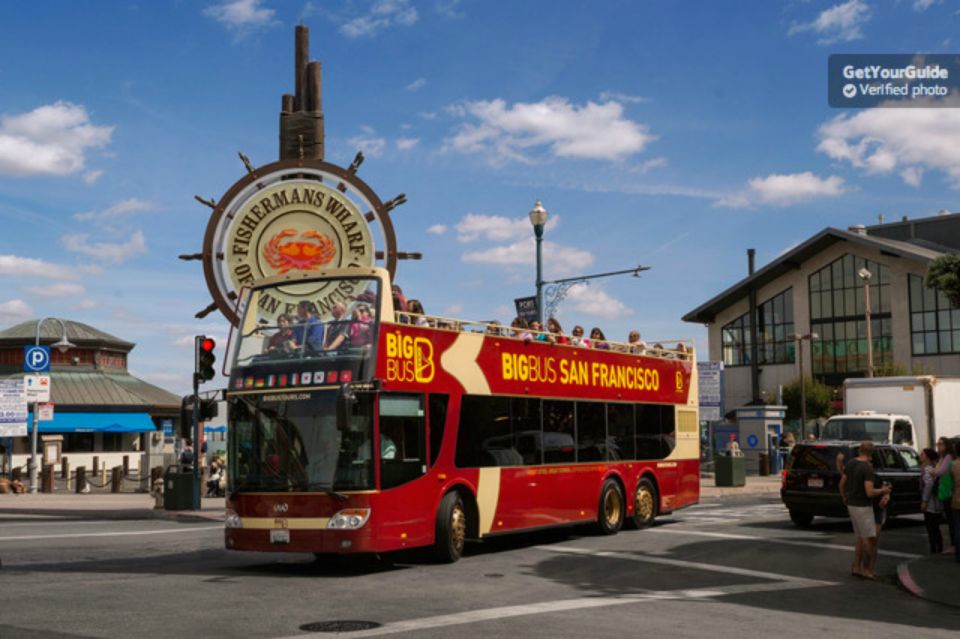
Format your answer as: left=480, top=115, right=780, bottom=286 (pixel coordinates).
left=76, top=466, right=87, bottom=494
left=101, top=462, right=107, bottom=485
left=111, top=466, right=122, bottom=493
left=41, top=464, right=54, bottom=493
left=92, top=456, right=99, bottom=477
left=123, top=455, right=130, bottom=477
left=61, top=457, right=69, bottom=479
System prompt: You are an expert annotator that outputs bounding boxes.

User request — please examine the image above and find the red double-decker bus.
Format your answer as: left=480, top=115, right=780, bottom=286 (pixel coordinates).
left=224, top=268, right=699, bottom=561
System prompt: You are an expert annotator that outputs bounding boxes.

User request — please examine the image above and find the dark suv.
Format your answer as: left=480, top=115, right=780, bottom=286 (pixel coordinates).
left=781, top=441, right=922, bottom=528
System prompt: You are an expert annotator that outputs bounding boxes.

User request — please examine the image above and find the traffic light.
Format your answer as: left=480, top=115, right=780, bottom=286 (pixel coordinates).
left=179, top=395, right=196, bottom=438
left=195, top=335, right=216, bottom=382
left=199, top=398, right=218, bottom=421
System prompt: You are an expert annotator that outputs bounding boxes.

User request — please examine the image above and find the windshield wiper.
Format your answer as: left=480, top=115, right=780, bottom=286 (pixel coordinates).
left=298, top=482, right=349, bottom=501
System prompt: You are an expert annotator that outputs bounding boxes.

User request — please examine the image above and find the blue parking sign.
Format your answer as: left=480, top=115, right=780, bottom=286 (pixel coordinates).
left=24, top=346, right=51, bottom=372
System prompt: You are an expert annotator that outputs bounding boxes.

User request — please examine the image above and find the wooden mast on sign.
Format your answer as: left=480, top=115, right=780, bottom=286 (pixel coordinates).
left=279, top=25, right=324, bottom=161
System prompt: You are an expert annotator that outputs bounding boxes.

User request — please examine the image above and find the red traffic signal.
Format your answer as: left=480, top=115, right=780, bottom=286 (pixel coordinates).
left=195, top=335, right=217, bottom=383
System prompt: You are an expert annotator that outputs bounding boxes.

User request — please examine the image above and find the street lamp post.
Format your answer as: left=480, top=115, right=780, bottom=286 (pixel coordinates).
left=29, top=318, right=74, bottom=494
left=790, top=332, right=819, bottom=440
left=858, top=267, right=874, bottom=378
left=529, top=200, right=548, bottom=325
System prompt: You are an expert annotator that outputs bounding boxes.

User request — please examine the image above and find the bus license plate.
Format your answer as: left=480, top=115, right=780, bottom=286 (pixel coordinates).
left=807, top=478, right=823, bottom=488
left=270, top=529, right=290, bottom=544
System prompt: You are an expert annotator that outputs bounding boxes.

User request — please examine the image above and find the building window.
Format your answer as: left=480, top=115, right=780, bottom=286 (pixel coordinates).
left=721, top=288, right=795, bottom=366
left=909, top=274, right=960, bottom=355
left=809, top=254, right=892, bottom=376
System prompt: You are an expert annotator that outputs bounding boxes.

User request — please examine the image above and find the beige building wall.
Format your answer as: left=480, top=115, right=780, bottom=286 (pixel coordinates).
left=706, top=239, right=955, bottom=414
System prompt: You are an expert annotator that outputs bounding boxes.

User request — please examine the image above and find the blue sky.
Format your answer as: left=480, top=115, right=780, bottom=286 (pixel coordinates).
left=1, top=0, right=958, bottom=395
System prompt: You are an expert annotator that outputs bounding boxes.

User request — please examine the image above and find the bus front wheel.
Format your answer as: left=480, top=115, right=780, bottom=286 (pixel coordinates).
left=596, top=479, right=625, bottom=535
left=627, top=477, right=657, bottom=529
left=434, top=491, right=467, bottom=563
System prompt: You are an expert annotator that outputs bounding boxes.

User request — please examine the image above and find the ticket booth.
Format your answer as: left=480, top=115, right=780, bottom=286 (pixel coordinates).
left=734, top=406, right=785, bottom=475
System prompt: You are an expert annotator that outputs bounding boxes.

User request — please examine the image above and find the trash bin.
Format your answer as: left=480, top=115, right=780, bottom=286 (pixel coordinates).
left=715, top=454, right=746, bottom=487
left=758, top=453, right=770, bottom=476
left=163, top=465, right=194, bottom=510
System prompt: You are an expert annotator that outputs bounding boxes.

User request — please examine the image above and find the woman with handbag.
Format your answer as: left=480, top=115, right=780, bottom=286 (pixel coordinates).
left=934, top=438, right=956, bottom=552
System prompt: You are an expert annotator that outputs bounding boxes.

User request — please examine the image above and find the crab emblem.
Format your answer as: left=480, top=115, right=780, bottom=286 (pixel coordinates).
left=263, top=229, right=337, bottom=273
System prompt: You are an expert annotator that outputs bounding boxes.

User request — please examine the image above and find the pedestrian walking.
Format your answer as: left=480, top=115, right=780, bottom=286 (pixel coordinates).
left=839, top=440, right=892, bottom=580
left=934, top=437, right=955, bottom=551
left=920, top=448, right=944, bottom=554
left=951, top=449, right=960, bottom=563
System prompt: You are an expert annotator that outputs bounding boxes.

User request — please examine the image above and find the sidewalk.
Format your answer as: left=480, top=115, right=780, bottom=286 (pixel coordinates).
left=897, top=553, right=960, bottom=609
left=0, top=492, right=225, bottom=523
left=699, top=473, right=783, bottom=500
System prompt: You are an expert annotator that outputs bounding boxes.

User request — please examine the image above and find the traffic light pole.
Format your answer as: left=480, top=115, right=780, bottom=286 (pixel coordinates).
left=192, top=372, right=201, bottom=511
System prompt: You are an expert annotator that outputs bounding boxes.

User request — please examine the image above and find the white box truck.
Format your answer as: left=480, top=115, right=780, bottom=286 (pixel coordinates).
left=827, top=376, right=960, bottom=450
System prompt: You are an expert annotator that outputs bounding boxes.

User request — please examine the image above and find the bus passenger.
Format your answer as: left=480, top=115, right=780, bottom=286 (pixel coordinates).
left=675, top=343, right=689, bottom=360
left=590, top=327, right=611, bottom=350
left=406, top=299, right=431, bottom=327
left=265, top=314, right=299, bottom=354
left=570, top=325, right=590, bottom=347
left=530, top=320, right=549, bottom=342
left=625, top=330, right=646, bottom=354
left=485, top=320, right=503, bottom=336
left=324, top=303, right=350, bottom=351
left=511, top=317, right=532, bottom=342
left=295, top=301, right=325, bottom=353
left=350, top=304, right=374, bottom=346
left=546, top=318, right=568, bottom=345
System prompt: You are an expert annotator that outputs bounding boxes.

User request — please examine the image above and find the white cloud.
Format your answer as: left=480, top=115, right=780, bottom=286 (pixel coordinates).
left=0, top=299, right=33, bottom=324
left=817, top=97, right=960, bottom=187
left=427, top=224, right=447, bottom=235
left=83, top=170, right=104, bottom=184
left=462, top=239, right=593, bottom=278
left=419, top=111, right=438, bottom=120
left=435, top=0, right=464, bottom=19
left=24, top=282, right=86, bottom=298
left=341, top=0, right=418, bottom=38
left=599, top=91, right=648, bottom=104
left=406, top=77, right=427, bottom=92
left=74, top=198, right=155, bottom=223
left=716, top=172, right=847, bottom=208
left=789, top=0, right=871, bottom=45
left=0, top=255, right=95, bottom=281
left=347, top=126, right=387, bottom=158
left=396, top=137, right=420, bottom=151
left=62, top=230, right=146, bottom=263
left=563, top=284, right=633, bottom=321
left=455, top=212, right=558, bottom=243
left=444, top=303, right=464, bottom=316
left=629, top=157, right=668, bottom=174
left=0, top=101, right=113, bottom=177
left=444, top=96, right=655, bottom=163
left=71, top=299, right=97, bottom=311
left=204, top=0, right=275, bottom=29
left=914, top=0, right=940, bottom=11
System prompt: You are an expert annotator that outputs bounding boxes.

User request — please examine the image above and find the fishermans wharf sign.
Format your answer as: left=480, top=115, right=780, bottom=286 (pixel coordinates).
left=200, top=160, right=398, bottom=326
left=187, top=26, right=410, bottom=326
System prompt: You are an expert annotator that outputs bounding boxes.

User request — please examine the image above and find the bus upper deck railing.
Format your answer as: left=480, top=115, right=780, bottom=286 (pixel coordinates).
left=392, top=312, right=694, bottom=361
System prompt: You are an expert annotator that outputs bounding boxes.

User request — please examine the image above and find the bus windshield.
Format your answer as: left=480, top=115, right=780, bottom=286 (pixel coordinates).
left=228, top=391, right=375, bottom=492
left=822, top=418, right=890, bottom=442
left=231, top=276, right=381, bottom=382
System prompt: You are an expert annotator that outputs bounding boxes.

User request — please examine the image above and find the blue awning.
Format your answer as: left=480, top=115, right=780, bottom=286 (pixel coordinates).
left=204, top=426, right=227, bottom=433
left=29, top=412, right=157, bottom=434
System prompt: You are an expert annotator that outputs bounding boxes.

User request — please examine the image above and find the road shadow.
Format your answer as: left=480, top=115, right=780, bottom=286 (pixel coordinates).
left=531, top=537, right=960, bottom=629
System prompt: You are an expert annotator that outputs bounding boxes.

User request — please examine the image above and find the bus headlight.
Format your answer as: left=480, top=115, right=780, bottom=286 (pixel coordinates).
left=327, top=508, right=371, bottom=530
left=225, top=510, right=243, bottom=529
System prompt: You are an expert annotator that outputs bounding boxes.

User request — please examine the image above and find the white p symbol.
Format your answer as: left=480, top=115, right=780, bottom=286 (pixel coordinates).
left=29, top=349, right=47, bottom=368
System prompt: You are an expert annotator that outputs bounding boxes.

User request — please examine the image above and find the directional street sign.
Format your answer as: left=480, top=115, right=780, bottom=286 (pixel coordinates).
left=24, top=375, right=51, bottom=403
left=24, top=345, right=51, bottom=373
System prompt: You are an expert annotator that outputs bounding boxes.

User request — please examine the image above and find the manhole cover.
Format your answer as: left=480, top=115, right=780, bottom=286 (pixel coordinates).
left=300, top=621, right=382, bottom=633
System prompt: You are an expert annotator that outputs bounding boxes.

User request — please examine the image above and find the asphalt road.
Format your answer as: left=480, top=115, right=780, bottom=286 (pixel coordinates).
left=2, top=495, right=958, bottom=639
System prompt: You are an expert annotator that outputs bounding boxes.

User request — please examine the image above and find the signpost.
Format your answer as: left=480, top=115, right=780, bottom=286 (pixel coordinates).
left=24, top=375, right=51, bottom=403
left=698, top=361, right=724, bottom=422
left=514, top=296, right=538, bottom=325
left=0, top=380, right=27, bottom=437
left=23, top=345, right=51, bottom=373
left=38, top=403, right=54, bottom=421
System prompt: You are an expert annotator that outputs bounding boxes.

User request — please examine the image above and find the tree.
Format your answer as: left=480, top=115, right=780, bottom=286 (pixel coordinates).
left=781, top=376, right=834, bottom=423
left=925, top=255, right=960, bottom=308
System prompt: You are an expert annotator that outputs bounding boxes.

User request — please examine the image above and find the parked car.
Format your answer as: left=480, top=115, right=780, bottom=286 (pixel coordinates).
left=781, top=440, right=922, bottom=528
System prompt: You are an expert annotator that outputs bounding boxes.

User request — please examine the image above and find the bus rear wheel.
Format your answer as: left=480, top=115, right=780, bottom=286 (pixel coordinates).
left=627, top=477, right=658, bottom=529
left=596, top=479, right=625, bottom=535
left=434, top=491, right=467, bottom=563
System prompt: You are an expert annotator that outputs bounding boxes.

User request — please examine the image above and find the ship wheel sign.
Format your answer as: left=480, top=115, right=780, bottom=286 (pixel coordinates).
left=181, top=26, right=420, bottom=326
left=188, top=156, right=411, bottom=326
